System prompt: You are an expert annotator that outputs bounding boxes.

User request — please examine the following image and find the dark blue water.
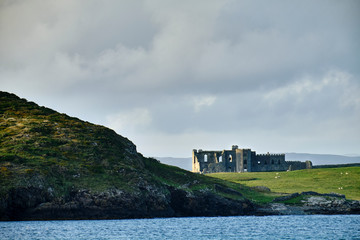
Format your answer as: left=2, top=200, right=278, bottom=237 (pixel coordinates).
left=1, top=215, right=359, bottom=240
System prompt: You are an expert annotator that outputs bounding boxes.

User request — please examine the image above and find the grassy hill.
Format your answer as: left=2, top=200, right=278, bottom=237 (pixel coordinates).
left=208, top=167, right=360, bottom=200
left=0, top=91, right=262, bottom=220
left=0, top=91, right=237, bottom=196
left=0, top=91, right=147, bottom=196
left=1, top=91, right=358, bottom=219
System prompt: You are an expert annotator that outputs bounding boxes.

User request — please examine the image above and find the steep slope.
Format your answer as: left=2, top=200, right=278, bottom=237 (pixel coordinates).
left=0, top=91, right=256, bottom=220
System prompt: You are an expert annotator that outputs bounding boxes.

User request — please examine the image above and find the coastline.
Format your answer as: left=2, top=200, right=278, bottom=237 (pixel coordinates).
left=1, top=188, right=359, bottom=221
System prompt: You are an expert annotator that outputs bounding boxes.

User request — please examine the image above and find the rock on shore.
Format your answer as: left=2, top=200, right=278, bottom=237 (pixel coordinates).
left=0, top=185, right=256, bottom=221
left=256, top=192, right=360, bottom=215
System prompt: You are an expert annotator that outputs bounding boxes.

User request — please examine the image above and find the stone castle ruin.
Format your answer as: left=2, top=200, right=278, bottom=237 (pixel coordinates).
left=192, top=145, right=312, bottom=173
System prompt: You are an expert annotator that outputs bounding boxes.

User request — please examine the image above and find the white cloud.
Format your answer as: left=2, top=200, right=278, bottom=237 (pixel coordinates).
left=1, top=0, right=359, bottom=157
left=264, top=70, right=357, bottom=105
left=106, top=108, right=152, bottom=136
left=192, top=95, right=217, bottom=112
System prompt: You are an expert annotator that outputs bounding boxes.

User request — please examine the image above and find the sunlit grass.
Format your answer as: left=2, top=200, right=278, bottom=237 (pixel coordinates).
left=208, top=167, right=360, bottom=200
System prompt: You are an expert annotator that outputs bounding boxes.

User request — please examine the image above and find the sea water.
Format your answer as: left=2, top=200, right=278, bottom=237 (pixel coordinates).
left=1, top=215, right=359, bottom=240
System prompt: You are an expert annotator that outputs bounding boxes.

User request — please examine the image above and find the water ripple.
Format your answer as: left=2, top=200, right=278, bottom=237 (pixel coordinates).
left=0, top=215, right=359, bottom=240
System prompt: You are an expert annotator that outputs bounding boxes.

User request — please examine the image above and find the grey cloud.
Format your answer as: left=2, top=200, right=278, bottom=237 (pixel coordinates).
left=1, top=0, right=359, bottom=157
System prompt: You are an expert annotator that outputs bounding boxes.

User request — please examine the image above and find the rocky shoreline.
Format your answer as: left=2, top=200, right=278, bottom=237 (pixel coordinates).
left=1, top=186, right=359, bottom=221
left=0, top=184, right=256, bottom=221
left=256, top=191, right=360, bottom=215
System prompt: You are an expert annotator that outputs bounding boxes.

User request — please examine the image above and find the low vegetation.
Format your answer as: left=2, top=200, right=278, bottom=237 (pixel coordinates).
left=1, top=90, right=357, bottom=221
left=208, top=167, right=360, bottom=200
left=0, top=92, right=149, bottom=196
left=0, top=91, right=264, bottom=206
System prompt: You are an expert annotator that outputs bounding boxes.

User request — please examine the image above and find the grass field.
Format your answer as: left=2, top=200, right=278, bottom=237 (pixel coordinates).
left=208, top=167, right=360, bottom=201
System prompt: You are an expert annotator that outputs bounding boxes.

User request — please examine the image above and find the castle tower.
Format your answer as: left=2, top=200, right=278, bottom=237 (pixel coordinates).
left=192, top=149, right=199, bottom=172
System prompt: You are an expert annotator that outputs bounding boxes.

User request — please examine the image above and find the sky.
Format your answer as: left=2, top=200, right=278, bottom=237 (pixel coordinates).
left=1, top=0, right=359, bottom=157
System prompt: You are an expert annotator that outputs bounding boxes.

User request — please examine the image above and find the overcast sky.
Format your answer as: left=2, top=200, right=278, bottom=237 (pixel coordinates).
left=1, top=0, right=359, bottom=157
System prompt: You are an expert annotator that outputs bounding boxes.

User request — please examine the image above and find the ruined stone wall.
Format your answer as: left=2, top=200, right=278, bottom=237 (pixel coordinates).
left=192, top=149, right=240, bottom=173
left=192, top=147, right=311, bottom=173
left=192, top=149, right=225, bottom=173
left=251, top=154, right=287, bottom=172
left=236, top=149, right=254, bottom=172
left=223, top=150, right=236, bottom=172
left=287, top=161, right=312, bottom=171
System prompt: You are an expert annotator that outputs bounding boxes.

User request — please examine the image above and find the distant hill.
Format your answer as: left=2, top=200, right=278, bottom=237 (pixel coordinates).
left=156, top=153, right=360, bottom=171
left=285, top=153, right=360, bottom=166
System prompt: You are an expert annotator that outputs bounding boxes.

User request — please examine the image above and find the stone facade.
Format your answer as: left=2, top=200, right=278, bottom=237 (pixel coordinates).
left=192, top=145, right=312, bottom=173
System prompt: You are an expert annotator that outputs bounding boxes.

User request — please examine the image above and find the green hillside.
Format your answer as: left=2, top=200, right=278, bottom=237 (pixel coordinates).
left=0, top=92, right=244, bottom=194
left=1, top=91, right=358, bottom=220
left=0, top=91, right=230, bottom=195
left=0, top=92, right=145, bottom=195
left=209, top=167, right=360, bottom=200
left=0, top=91, right=261, bottom=220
